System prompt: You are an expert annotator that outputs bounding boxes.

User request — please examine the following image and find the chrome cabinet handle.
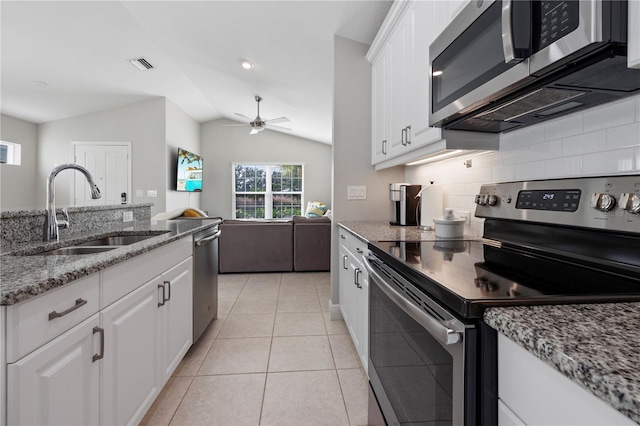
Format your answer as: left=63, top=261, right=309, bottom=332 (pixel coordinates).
left=48, top=298, right=87, bottom=321
left=92, top=326, right=104, bottom=362
left=343, top=255, right=348, bottom=270
left=165, top=280, right=171, bottom=302
left=158, top=284, right=166, bottom=307
left=401, top=128, right=407, bottom=146
left=354, top=268, right=362, bottom=289
left=382, top=139, right=387, bottom=155
left=405, top=126, right=411, bottom=145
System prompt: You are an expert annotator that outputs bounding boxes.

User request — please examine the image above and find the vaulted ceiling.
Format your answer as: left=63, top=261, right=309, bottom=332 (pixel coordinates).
left=1, top=1, right=392, bottom=145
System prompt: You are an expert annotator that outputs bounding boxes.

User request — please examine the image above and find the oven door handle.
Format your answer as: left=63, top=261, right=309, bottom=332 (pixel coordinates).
left=363, top=256, right=462, bottom=346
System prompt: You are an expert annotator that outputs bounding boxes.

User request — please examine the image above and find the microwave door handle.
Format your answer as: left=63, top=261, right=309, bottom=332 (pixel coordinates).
left=502, top=0, right=518, bottom=63
left=502, top=0, right=531, bottom=64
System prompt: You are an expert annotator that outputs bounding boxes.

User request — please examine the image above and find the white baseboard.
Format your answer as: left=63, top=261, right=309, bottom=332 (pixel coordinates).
left=328, top=301, right=343, bottom=320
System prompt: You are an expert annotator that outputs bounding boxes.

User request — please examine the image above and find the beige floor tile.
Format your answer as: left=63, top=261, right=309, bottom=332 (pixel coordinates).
left=273, top=312, right=326, bottom=336
left=260, top=370, right=349, bottom=426
left=337, top=368, right=369, bottom=426
left=172, top=338, right=215, bottom=377
left=140, top=376, right=192, bottom=426
left=268, top=335, right=335, bottom=372
left=199, top=315, right=226, bottom=342
left=198, top=337, right=271, bottom=375
left=280, top=272, right=324, bottom=285
left=217, top=297, right=236, bottom=316
left=230, top=295, right=278, bottom=314
left=218, top=280, right=245, bottom=298
left=241, top=281, right=281, bottom=297
left=217, top=313, right=275, bottom=338
left=329, top=334, right=362, bottom=369
left=279, top=280, right=319, bottom=296
left=323, top=311, right=349, bottom=335
left=276, top=294, right=321, bottom=313
left=246, top=272, right=282, bottom=284
left=218, top=273, right=251, bottom=284
left=170, top=374, right=265, bottom=426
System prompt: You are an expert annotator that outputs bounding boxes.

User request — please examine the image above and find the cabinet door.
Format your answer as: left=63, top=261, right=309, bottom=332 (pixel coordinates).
left=101, top=278, right=161, bottom=426
left=371, top=46, right=389, bottom=164
left=338, top=243, right=354, bottom=330
left=355, top=264, right=369, bottom=372
left=7, top=314, right=100, bottom=426
left=159, top=257, right=193, bottom=383
left=408, top=0, right=442, bottom=149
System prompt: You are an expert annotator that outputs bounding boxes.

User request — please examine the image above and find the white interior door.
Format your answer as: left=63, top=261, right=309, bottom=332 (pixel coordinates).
left=74, top=143, right=130, bottom=206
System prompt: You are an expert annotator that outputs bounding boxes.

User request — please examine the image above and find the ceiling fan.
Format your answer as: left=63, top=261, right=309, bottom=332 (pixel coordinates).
left=224, top=96, right=291, bottom=134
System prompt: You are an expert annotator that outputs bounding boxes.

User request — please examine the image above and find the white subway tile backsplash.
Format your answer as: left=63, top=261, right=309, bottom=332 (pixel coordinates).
left=636, top=97, right=640, bottom=123
left=544, top=156, right=582, bottom=178
left=606, top=122, right=640, bottom=150
left=514, top=161, right=545, bottom=180
left=499, top=132, right=517, bottom=150
left=583, top=148, right=637, bottom=175
left=513, top=124, right=545, bottom=147
left=562, top=129, right=607, bottom=156
left=583, top=97, right=637, bottom=133
left=471, top=167, right=493, bottom=183
left=529, top=139, right=563, bottom=161
left=544, top=113, right=584, bottom=140
left=492, top=165, right=515, bottom=182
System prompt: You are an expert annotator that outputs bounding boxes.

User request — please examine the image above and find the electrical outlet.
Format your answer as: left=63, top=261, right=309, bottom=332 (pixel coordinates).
left=146, top=190, right=157, bottom=198
left=135, top=189, right=143, bottom=198
left=455, top=210, right=471, bottom=225
left=123, top=211, right=133, bottom=222
left=347, top=186, right=367, bottom=200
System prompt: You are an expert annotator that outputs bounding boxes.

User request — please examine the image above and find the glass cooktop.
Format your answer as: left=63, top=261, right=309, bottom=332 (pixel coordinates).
left=368, top=239, right=640, bottom=318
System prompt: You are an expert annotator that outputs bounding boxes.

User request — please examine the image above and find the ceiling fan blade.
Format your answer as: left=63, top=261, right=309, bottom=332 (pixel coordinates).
left=234, top=113, right=252, bottom=121
left=265, top=117, right=290, bottom=125
left=220, top=123, right=249, bottom=127
left=266, top=124, right=292, bottom=131
left=250, top=128, right=260, bottom=135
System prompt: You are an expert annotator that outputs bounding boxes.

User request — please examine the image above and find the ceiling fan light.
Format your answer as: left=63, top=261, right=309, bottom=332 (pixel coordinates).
left=241, top=60, right=254, bottom=70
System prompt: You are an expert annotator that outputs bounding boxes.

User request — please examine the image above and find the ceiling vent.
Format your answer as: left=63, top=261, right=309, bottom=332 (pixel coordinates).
left=128, top=57, right=154, bottom=71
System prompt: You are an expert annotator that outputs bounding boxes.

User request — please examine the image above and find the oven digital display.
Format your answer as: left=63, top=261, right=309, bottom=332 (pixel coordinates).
left=516, top=189, right=581, bottom=211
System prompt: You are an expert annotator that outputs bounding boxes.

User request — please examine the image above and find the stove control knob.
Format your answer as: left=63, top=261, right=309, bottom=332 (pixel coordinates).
left=487, top=195, right=499, bottom=206
left=590, top=193, right=617, bottom=212
left=474, top=194, right=486, bottom=205
left=620, top=193, right=640, bottom=214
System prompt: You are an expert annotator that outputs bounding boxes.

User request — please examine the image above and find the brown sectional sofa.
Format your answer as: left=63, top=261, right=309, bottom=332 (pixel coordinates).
left=218, top=216, right=331, bottom=273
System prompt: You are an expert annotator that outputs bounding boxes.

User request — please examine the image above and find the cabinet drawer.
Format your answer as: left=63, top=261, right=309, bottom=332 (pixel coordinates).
left=338, top=229, right=366, bottom=259
left=6, top=274, right=100, bottom=363
left=101, top=237, right=192, bottom=308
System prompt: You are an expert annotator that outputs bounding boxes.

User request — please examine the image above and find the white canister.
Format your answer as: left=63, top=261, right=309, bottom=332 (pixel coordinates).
left=433, top=217, right=465, bottom=238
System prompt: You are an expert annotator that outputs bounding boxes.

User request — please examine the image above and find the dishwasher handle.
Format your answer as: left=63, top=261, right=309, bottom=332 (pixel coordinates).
left=363, top=255, right=462, bottom=346
left=195, top=230, right=222, bottom=246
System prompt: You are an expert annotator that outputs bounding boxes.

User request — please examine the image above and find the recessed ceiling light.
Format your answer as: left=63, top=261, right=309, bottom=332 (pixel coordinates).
left=241, top=60, right=254, bottom=70
left=31, top=81, right=48, bottom=88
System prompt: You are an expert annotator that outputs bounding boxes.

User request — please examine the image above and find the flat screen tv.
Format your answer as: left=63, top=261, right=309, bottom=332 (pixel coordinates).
left=176, top=147, right=203, bottom=192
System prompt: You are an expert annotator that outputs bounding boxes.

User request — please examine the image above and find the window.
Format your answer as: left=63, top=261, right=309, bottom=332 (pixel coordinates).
left=233, top=163, right=304, bottom=219
left=0, top=141, right=21, bottom=165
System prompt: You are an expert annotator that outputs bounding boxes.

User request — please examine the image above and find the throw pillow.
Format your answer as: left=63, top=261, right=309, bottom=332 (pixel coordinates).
left=305, top=201, right=327, bottom=217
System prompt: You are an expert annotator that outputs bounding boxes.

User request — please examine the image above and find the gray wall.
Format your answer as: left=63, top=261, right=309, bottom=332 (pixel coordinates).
left=0, top=114, right=39, bottom=210
left=200, top=118, right=332, bottom=218
left=166, top=99, right=201, bottom=212
left=331, top=36, right=404, bottom=308
left=37, top=98, right=167, bottom=216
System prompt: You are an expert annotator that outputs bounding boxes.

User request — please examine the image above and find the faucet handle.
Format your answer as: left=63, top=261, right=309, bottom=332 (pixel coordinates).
left=58, top=208, right=70, bottom=229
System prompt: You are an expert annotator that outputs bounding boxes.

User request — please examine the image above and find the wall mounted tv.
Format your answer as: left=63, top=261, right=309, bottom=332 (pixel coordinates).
left=176, top=147, right=203, bottom=192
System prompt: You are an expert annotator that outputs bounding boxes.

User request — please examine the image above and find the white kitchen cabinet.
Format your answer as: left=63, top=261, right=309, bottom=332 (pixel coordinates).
left=7, top=314, right=101, bottom=426
left=100, top=278, right=161, bottom=426
left=371, top=46, right=389, bottom=164
left=630, top=0, right=640, bottom=69
left=498, top=333, right=635, bottom=425
left=338, top=229, right=369, bottom=371
left=159, top=258, right=193, bottom=382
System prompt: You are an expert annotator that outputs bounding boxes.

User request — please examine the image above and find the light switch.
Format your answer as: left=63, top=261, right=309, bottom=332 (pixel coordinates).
left=347, top=186, right=367, bottom=200
left=123, top=211, right=133, bottom=222
left=147, top=190, right=158, bottom=198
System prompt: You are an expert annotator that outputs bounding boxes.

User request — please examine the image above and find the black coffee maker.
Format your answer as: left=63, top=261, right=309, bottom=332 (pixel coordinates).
left=389, top=183, right=421, bottom=226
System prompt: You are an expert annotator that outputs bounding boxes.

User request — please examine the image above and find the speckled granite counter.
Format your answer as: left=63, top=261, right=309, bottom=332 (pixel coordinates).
left=485, top=304, right=640, bottom=423
left=0, top=218, right=220, bottom=305
left=338, top=220, right=478, bottom=243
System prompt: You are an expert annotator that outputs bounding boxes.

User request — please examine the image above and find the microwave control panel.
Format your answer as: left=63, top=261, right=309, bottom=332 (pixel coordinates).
left=537, top=1, right=579, bottom=50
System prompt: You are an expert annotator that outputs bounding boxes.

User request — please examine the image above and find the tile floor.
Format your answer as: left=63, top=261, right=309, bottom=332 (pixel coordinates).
left=140, top=272, right=369, bottom=426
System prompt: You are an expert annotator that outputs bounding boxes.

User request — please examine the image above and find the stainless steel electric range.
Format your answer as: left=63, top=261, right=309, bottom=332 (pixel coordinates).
left=364, top=175, right=640, bottom=426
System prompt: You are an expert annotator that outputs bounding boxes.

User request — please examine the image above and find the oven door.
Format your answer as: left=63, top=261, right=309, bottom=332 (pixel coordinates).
left=430, top=0, right=532, bottom=127
left=363, top=254, right=476, bottom=426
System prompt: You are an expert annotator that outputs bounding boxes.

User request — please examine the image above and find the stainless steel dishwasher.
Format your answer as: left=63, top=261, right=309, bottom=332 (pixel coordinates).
left=193, top=222, right=221, bottom=342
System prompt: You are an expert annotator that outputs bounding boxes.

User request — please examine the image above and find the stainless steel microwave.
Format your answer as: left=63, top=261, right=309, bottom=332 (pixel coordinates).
left=430, top=0, right=640, bottom=133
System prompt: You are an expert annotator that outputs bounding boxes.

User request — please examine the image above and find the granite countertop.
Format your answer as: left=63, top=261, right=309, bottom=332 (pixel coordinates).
left=0, top=218, right=221, bottom=305
left=338, top=220, right=478, bottom=243
left=485, top=304, right=640, bottom=423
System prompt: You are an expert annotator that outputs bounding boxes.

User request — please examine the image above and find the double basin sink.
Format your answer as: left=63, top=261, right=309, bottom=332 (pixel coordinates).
left=32, top=234, right=165, bottom=256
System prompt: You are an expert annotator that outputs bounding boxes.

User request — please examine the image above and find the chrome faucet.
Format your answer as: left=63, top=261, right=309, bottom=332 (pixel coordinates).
left=43, top=164, right=101, bottom=242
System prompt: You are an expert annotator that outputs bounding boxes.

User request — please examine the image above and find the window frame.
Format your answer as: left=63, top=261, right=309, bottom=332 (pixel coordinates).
left=231, top=162, right=305, bottom=219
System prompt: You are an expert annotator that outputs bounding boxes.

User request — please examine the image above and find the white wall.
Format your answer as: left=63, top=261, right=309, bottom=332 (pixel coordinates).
left=0, top=114, right=39, bottom=210
left=199, top=118, right=332, bottom=218
left=331, top=35, right=405, bottom=310
left=37, top=98, right=167, bottom=216
left=165, top=99, right=201, bottom=212
left=405, top=95, right=640, bottom=236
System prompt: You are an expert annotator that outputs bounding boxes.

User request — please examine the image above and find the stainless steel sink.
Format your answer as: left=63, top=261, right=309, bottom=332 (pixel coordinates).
left=75, top=235, right=159, bottom=246
left=35, top=246, right=119, bottom=256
